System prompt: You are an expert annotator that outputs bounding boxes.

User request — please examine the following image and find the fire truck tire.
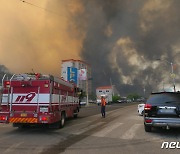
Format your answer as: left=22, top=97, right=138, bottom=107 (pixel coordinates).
left=73, top=109, right=79, bottom=118
left=60, top=112, right=65, bottom=128
left=13, top=123, right=30, bottom=129
left=13, top=123, right=18, bottom=127
left=74, top=113, right=78, bottom=118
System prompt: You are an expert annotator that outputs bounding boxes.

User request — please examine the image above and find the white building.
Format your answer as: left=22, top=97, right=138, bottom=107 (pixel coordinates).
left=61, top=59, right=92, bottom=94
left=96, top=86, right=114, bottom=103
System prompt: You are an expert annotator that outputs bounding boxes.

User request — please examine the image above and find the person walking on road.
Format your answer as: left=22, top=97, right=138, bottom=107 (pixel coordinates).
left=101, top=95, right=106, bottom=118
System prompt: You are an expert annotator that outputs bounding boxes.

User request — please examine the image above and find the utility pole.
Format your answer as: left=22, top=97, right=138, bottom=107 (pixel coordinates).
left=162, top=80, right=165, bottom=91
left=156, top=59, right=176, bottom=92
left=86, top=66, right=89, bottom=106
left=170, top=62, right=176, bottom=92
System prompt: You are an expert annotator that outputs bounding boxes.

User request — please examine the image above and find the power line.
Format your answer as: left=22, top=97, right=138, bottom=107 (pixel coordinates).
left=19, top=0, right=62, bottom=16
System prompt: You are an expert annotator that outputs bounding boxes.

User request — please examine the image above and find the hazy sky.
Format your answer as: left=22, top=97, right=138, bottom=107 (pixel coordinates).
left=0, top=0, right=179, bottom=95
left=0, top=0, right=82, bottom=74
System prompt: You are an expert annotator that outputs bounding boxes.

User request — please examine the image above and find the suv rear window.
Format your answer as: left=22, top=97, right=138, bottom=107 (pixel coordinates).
left=147, top=93, right=180, bottom=104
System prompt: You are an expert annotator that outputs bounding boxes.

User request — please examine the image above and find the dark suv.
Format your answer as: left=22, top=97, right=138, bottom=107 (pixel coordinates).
left=144, top=92, right=180, bottom=132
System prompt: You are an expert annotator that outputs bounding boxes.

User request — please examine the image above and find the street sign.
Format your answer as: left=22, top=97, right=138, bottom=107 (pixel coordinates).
left=67, top=67, right=78, bottom=84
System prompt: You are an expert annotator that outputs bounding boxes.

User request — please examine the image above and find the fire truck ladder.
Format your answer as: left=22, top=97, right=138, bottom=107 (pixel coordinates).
left=9, top=74, right=15, bottom=112
left=2, top=74, right=6, bottom=89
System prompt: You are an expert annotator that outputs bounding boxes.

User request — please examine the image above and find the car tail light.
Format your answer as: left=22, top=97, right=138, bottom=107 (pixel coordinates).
left=145, top=119, right=152, bottom=123
left=0, top=115, right=7, bottom=121
left=144, top=103, right=152, bottom=110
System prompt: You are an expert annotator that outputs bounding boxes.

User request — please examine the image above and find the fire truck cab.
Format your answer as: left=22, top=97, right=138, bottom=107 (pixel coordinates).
left=0, top=73, right=80, bottom=128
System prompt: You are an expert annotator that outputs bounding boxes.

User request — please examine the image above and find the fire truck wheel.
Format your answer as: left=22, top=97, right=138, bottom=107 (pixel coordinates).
left=73, top=109, right=78, bottom=118
left=74, top=114, right=78, bottom=118
left=13, top=123, right=30, bottom=129
left=60, top=113, right=65, bottom=128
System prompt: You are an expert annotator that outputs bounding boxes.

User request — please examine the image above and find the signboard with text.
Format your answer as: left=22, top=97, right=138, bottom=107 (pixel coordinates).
left=67, top=67, right=78, bottom=84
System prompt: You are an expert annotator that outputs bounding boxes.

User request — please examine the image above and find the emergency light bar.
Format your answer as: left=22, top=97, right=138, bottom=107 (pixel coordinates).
left=5, top=81, right=10, bottom=88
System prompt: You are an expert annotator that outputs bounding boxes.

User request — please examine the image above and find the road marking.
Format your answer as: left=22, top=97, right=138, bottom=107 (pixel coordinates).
left=3, top=142, right=24, bottom=153
left=92, top=122, right=123, bottom=137
left=121, top=124, right=142, bottom=140
left=72, top=122, right=104, bottom=135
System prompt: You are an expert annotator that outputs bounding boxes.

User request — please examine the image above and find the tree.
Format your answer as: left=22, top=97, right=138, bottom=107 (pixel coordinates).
left=127, top=93, right=140, bottom=101
left=112, top=95, right=121, bottom=103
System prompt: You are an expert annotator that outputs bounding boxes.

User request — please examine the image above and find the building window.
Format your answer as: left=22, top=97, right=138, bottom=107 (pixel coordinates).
left=99, top=90, right=102, bottom=92
left=106, top=90, right=109, bottom=92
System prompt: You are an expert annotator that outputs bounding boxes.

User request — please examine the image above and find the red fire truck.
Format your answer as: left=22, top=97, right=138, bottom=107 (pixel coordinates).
left=0, top=73, right=80, bottom=128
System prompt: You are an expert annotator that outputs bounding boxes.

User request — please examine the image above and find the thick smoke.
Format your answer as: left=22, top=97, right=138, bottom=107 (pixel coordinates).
left=74, top=0, right=180, bottom=96
left=0, top=65, right=12, bottom=84
left=0, top=0, right=82, bottom=75
left=0, top=0, right=180, bottom=96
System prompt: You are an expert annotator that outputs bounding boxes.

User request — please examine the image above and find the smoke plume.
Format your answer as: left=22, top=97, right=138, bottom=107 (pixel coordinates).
left=76, top=0, right=180, bottom=95
left=0, top=65, right=12, bottom=84
left=0, top=0, right=82, bottom=75
left=0, top=0, right=180, bottom=96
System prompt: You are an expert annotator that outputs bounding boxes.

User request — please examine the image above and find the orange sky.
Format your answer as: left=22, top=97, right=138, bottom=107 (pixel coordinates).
left=0, top=0, right=84, bottom=75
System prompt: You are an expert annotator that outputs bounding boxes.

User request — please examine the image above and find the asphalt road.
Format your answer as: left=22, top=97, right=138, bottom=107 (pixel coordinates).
left=1, top=103, right=180, bottom=154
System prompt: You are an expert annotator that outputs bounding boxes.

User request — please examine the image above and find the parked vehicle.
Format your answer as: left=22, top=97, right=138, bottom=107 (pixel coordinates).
left=80, top=98, right=87, bottom=106
left=137, top=98, right=145, bottom=102
left=137, top=103, right=145, bottom=115
left=127, top=99, right=132, bottom=103
left=117, top=97, right=127, bottom=103
left=96, top=99, right=101, bottom=105
left=0, top=73, right=80, bottom=128
left=144, top=92, right=180, bottom=132
left=117, top=100, right=124, bottom=103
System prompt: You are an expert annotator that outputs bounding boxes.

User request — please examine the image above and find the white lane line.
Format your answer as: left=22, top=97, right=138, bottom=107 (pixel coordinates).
left=121, top=124, right=142, bottom=140
left=3, top=142, right=24, bottom=153
left=72, top=122, right=105, bottom=135
left=93, top=122, right=123, bottom=137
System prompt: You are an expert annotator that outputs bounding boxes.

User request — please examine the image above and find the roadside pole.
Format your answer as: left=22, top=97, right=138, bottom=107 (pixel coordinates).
left=86, top=67, right=89, bottom=106
left=86, top=78, right=89, bottom=106
left=156, top=59, right=176, bottom=92
left=170, top=62, right=176, bottom=92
